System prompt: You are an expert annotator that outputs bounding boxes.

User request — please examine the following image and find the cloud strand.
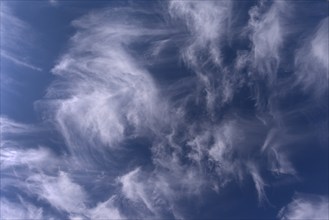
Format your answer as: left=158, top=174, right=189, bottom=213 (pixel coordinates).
left=1, top=1, right=328, bottom=219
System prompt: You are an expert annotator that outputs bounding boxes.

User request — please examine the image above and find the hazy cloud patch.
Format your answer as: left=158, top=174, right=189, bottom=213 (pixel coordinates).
left=279, top=193, right=329, bottom=220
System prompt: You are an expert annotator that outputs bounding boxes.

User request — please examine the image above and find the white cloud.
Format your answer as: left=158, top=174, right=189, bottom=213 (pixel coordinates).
left=0, top=116, right=39, bottom=136
left=168, top=0, right=237, bottom=115
left=169, top=0, right=232, bottom=67
left=119, top=168, right=142, bottom=202
left=1, top=146, right=56, bottom=170
left=248, top=163, right=268, bottom=204
left=0, top=4, right=29, bottom=51
left=0, top=4, right=42, bottom=72
left=1, top=50, right=42, bottom=71
left=269, top=148, right=296, bottom=176
left=295, top=17, right=328, bottom=96
left=247, top=0, right=290, bottom=78
left=88, top=196, right=125, bottom=220
left=117, top=164, right=203, bottom=219
left=0, top=117, right=58, bottom=173
left=0, top=198, right=44, bottom=220
left=279, top=193, right=329, bottom=220
left=261, top=128, right=296, bottom=175
left=0, top=116, right=123, bottom=218
left=42, top=8, right=169, bottom=167
left=119, top=168, right=157, bottom=215
left=1, top=1, right=326, bottom=219
left=311, top=17, right=329, bottom=71
left=49, top=0, right=58, bottom=6
left=27, top=172, right=88, bottom=213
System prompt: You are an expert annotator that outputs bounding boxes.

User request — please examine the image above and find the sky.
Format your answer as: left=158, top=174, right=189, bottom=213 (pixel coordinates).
left=0, top=0, right=328, bottom=219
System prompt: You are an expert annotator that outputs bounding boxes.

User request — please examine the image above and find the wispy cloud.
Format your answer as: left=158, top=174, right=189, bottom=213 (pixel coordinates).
left=119, top=168, right=157, bottom=216
left=42, top=7, right=170, bottom=170
left=295, top=17, right=328, bottom=96
left=87, top=196, right=124, bottom=220
left=27, top=172, right=88, bottom=213
left=49, top=0, right=58, bottom=7
left=1, top=116, right=123, bottom=218
left=278, top=193, right=329, bottom=220
left=0, top=198, right=44, bottom=220
left=41, top=0, right=327, bottom=214
left=1, top=0, right=328, bottom=219
left=0, top=116, right=35, bottom=135
left=169, top=0, right=232, bottom=67
left=1, top=50, right=42, bottom=72
left=0, top=3, right=42, bottom=72
left=247, top=0, right=290, bottom=78
left=168, top=0, right=234, bottom=113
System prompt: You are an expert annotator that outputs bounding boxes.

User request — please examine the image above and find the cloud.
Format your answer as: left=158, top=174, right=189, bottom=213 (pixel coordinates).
left=0, top=4, right=29, bottom=52
left=0, top=198, right=44, bottom=220
left=248, top=162, right=268, bottom=204
left=1, top=1, right=328, bottom=219
left=88, top=196, right=125, bottom=220
left=117, top=165, right=194, bottom=218
left=168, top=0, right=235, bottom=113
left=42, top=8, right=170, bottom=170
left=278, top=193, right=329, bottom=220
left=0, top=116, right=124, bottom=219
left=247, top=0, right=291, bottom=78
left=27, top=172, right=88, bottom=213
left=1, top=50, right=42, bottom=72
left=0, top=3, right=42, bottom=72
left=0, top=117, right=80, bottom=217
left=119, top=168, right=143, bottom=202
left=0, top=117, right=57, bottom=172
left=311, top=18, right=329, bottom=71
left=0, top=116, right=35, bottom=135
left=41, top=7, right=321, bottom=210
left=119, top=168, right=157, bottom=215
left=23, top=7, right=177, bottom=218
left=169, top=0, right=232, bottom=67
left=49, top=0, right=58, bottom=6
left=295, top=17, right=328, bottom=96
left=1, top=146, right=56, bottom=171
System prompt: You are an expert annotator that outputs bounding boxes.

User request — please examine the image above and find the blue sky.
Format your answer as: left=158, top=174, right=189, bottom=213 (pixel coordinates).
left=0, top=0, right=328, bottom=219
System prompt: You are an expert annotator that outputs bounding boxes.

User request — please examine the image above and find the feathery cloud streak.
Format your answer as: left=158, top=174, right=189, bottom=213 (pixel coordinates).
left=278, top=193, right=329, bottom=220
left=1, top=0, right=328, bottom=219
left=0, top=4, right=42, bottom=72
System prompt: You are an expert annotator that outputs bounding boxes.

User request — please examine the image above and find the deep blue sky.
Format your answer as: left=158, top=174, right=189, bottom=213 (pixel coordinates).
left=1, top=1, right=328, bottom=219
